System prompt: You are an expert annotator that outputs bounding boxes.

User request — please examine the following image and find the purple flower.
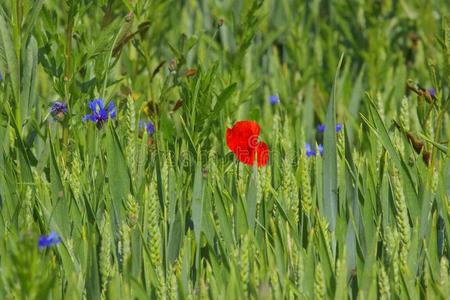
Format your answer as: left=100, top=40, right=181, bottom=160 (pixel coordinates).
left=82, top=99, right=116, bottom=128
left=146, top=121, right=155, bottom=135
left=305, top=143, right=316, bottom=157
left=317, top=144, right=324, bottom=156
left=269, top=95, right=280, bottom=105
left=38, top=231, right=61, bottom=250
left=139, top=120, right=155, bottom=135
left=305, top=143, right=324, bottom=157
left=50, top=101, right=68, bottom=121
left=317, top=124, right=325, bottom=133
left=428, top=88, right=436, bottom=99
left=316, top=123, right=342, bottom=133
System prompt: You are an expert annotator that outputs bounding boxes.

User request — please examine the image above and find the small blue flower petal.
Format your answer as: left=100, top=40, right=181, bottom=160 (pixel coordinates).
left=146, top=121, right=155, bottom=135
left=305, top=143, right=312, bottom=152
left=99, top=107, right=108, bottom=120
left=306, top=150, right=316, bottom=157
left=317, top=123, right=342, bottom=133
left=38, top=231, right=61, bottom=249
left=89, top=99, right=104, bottom=112
left=317, top=124, right=325, bottom=133
left=269, top=95, right=280, bottom=105
left=139, top=120, right=155, bottom=135
left=305, top=143, right=316, bottom=157
left=83, top=99, right=116, bottom=127
left=108, top=101, right=117, bottom=119
left=50, top=101, right=68, bottom=121
left=318, top=144, right=324, bottom=155
left=428, top=88, right=436, bottom=99
left=82, top=114, right=95, bottom=122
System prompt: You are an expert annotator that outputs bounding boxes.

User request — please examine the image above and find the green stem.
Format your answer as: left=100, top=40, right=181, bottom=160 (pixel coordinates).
left=63, top=125, right=69, bottom=161
left=101, top=25, right=123, bottom=100
left=64, top=8, right=74, bottom=102
left=13, top=0, right=22, bottom=136
left=432, top=97, right=450, bottom=166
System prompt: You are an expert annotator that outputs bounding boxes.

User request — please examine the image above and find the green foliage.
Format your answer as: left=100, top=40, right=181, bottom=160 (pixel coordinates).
left=0, top=0, right=449, bottom=299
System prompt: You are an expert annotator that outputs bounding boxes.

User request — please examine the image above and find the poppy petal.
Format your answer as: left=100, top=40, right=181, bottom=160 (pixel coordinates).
left=234, top=147, right=256, bottom=166
left=226, top=120, right=269, bottom=167
left=226, top=121, right=260, bottom=154
left=256, top=142, right=269, bottom=166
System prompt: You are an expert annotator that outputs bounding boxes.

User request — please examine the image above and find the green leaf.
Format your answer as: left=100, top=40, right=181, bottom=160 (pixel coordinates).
left=212, top=182, right=234, bottom=248
left=322, top=54, right=344, bottom=245
left=48, top=134, right=68, bottom=235
left=192, top=152, right=204, bottom=269
left=192, top=153, right=204, bottom=245
left=85, top=233, right=101, bottom=299
left=22, top=0, right=45, bottom=43
left=106, top=126, right=131, bottom=229
left=0, top=13, right=20, bottom=105
left=21, top=36, right=38, bottom=125
left=365, top=99, right=420, bottom=219
left=419, top=134, right=448, bottom=154
left=246, top=165, right=258, bottom=231
left=167, top=208, right=182, bottom=264
left=213, top=83, right=237, bottom=115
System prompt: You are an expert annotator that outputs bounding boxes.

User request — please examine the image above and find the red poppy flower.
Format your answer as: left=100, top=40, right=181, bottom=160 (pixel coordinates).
left=226, top=121, right=269, bottom=167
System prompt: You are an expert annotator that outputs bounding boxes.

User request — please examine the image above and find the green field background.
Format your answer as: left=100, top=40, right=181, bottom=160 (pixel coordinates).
left=0, top=0, right=449, bottom=299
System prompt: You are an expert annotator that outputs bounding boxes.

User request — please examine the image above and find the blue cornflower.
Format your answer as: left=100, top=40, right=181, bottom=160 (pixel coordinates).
left=317, top=144, right=324, bottom=156
left=317, top=124, right=325, bottom=133
left=305, top=143, right=316, bottom=157
left=146, top=121, right=155, bottom=135
left=0, top=71, right=3, bottom=81
left=316, top=123, right=342, bottom=133
left=82, top=99, right=116, bottom=128
left=269, top=95, right=280, bottom=105
left=428, top=88, right=436, bottom=99
left=139, top=120, right=155, bottom=135
left=38, top=231, right=61, bottom=250
left=50, top=101, right=68, bottom=121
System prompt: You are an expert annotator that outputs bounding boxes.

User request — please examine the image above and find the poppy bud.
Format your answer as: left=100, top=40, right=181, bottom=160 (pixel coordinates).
left=172, top=99, right=183, bottom=112
left=394, top=120, right=430, bottom=166
left=405, top=131, right=430, bottom=165
left=126, top=12, right=133, bottom=22
left=168, top=59, right=177, bottom=72
left=50, top=101, right=68, bottom=122
left=185, top=68, right=197, bottom=77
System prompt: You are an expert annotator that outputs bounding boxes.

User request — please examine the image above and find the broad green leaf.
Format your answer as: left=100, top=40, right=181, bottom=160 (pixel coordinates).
left=0, top=13, right=20, bottom=106
left=192, top=152, right=204, bottom=269
left=167, top=208, right=182, bottom=263
left=366, top=99, right=420, bottom=219
left=48, top=135, right=68, bottom=235
left=323, top=54, right=344, bottom=251
left=246, top=165, right=258, bottom=230
left=106, top=126, right=131, bottom=229
left=213, top=83, right=237, bottom=115
left=20, top=36, right=38, bottom=125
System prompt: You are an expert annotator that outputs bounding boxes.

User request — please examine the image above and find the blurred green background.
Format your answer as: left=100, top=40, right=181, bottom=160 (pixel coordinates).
left=0, top=0, right=449, bottom=299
